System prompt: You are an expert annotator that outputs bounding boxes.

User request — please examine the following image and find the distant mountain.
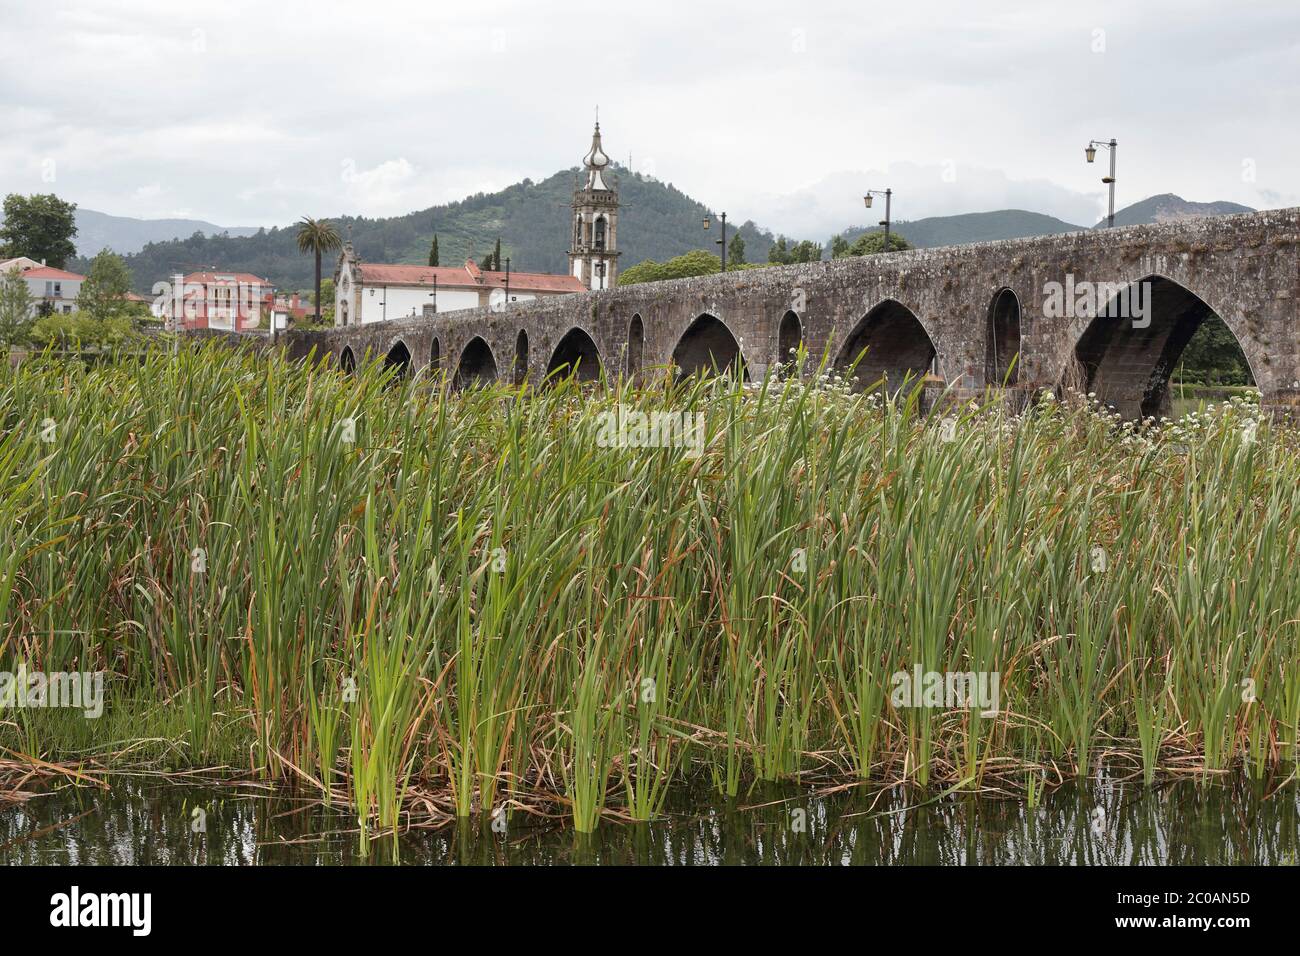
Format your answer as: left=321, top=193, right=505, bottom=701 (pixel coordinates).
left=1095, top=193, right=1255, bottom=228
left=831, top=195, right=1256, bottom=250
left=76, top=167, right=780, bottom=294
left=834, top=209, right=1086, bottom=250
left=72, top=183, right=1260, bottom=295
left=74, top=208, right=262, bottom=257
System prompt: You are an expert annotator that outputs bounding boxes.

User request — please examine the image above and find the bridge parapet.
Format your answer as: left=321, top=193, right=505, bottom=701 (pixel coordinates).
left=262, top=208, right=1297, bottom=417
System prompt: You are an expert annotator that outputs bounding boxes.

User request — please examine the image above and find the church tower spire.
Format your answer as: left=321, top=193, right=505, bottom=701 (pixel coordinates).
left=568, top=120, right=621, bottom=290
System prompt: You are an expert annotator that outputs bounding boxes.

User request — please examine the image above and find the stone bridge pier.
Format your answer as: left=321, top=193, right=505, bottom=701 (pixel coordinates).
left=284, top=208, right=1299, bottom=418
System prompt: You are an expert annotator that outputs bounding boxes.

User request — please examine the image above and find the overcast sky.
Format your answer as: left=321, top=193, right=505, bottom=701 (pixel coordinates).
left=2, top=0, right=1296, bottom=238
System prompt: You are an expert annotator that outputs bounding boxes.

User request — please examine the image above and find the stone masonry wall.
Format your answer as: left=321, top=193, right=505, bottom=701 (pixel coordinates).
left=271, top=208, right=1299, bottom=414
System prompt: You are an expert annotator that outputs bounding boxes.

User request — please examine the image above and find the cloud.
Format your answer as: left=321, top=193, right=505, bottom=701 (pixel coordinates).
left=0, top=0, right=1293, bottom=233
left=340, top=158, right=419, bottom=215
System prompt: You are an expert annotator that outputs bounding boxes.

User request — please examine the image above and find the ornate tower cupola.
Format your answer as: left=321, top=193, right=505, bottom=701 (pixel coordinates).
left=568, top=120, right=620, bottom=291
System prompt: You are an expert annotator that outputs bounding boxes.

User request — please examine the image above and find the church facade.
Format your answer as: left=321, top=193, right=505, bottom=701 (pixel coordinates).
left=333, top=253, right=583, bottom=326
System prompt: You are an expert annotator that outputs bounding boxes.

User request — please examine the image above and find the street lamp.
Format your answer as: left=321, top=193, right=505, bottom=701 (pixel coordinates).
left=864, top=189, right=893, bottom=252
left=1086, top=138, right=1118, bottom=228
left=704, top=212, right=728, bottom=272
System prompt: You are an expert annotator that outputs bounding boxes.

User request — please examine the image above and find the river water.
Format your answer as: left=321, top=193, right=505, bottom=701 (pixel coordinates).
left=1, top=774, right=1295, bottom=865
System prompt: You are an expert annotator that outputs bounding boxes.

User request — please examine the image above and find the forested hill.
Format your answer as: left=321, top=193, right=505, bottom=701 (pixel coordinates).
left=833, top=209, right=1086, bottom=250
left=80, top=166, right=780, bottom=295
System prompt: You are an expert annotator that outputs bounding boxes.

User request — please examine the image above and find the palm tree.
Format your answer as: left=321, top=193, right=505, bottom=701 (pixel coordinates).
left=295, top=217, right=342, bottom=325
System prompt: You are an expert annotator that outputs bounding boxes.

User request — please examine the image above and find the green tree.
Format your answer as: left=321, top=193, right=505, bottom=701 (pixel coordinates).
left=789, top=239, right=822, bottom=263
left=617, top=259, right=664, bottom=286
left=316, top=278, right=335, bottom=307
left=1175, top=316, right=1252, bottom=386
left=76, top=248, right=133, bottom=321
left=0, top=266, right=33, bottom=346
left=620, top=249, right=722, bottom=286
left=29, top=312, right=82, bottom=349
left=428, top=234, right=439, bottom=267
left=830, top=234, right=851, bottom=258
left=0, top=193, right=78, bottom=268
left=295, top=217, right=342, bottom=325
left=839, top=230, right=913, bottom=257
left=727, top=232, right=746, bottom=266
left=29, top=311, right=134, bottom=350
left=659, top=249, right=720, bottom=280
left=767, top=235, right=822, bottom=265
left=480, top=237, right=504, bottom=271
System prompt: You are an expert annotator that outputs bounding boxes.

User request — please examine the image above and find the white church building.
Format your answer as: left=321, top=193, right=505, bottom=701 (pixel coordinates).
left=334, top=123, right=620, bottom=326
left=333, top=254, right=584, bottom=326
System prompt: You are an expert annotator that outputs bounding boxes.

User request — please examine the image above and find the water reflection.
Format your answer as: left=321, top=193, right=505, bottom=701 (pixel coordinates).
left=1, top=775, right=1295, bottom=865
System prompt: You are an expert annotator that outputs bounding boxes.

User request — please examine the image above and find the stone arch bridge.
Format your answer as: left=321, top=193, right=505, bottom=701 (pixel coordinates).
left=284, top=208, right=1299, bottom=418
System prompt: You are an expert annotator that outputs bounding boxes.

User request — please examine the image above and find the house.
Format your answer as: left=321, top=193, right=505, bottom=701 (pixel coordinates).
left=333, top=247, right=585, bottom=326
left=272, top=292, right=312, bottom=329
left=160, top=271, right=276, bottom=331
left=0, top=257, right=85, bottom=315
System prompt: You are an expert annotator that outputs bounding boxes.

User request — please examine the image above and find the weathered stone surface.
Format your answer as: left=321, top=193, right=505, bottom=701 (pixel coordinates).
left=268, top=208, right=1298, bottom=416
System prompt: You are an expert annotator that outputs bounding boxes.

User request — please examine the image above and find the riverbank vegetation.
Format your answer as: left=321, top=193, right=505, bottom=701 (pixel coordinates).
left=1, top=343, right=1297, bottom=844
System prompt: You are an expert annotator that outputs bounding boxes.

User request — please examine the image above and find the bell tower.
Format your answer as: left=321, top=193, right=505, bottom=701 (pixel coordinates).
left=568, top=120, right=620, bottom=290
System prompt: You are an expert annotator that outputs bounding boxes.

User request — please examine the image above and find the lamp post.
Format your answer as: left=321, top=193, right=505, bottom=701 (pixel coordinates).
left=504, top=256, right=511, bottom=305
left=704, top=212, right=728, bottom=272
left=1086, top=139, right=1118, bottom=228
left=863, top=189, right=892, bottom=252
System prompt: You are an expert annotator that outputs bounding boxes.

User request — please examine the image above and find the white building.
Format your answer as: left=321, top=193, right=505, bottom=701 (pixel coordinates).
left=0, top=257, right=84, bottom=315
left=333, top=251, right=584, bottom=326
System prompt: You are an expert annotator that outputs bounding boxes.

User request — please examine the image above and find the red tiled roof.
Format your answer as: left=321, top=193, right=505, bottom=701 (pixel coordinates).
left=183, top=271, right=272, bottom=286
left=356, top=264, right=476, bottom=286
left=18, top=265, right=85, bottom=281
left=482, top=269, right=585, bottom=293
left=356, top=261, right=584, bottom=294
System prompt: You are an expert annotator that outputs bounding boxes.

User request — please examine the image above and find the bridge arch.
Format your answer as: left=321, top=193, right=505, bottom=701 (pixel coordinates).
left=456, top=336, right=498, bottom=389
left=513, top=330, right=529, bottom=386
left=1070, top=274, right=1258, bottom=419
left=384, top=339, right=411, bottom=379
left=672, top=313, right=748, bottom=379
left=627, top=314, right=644, bottom=376
left=835, top=299, right=937, bottom=393
left=778, top=310, right=802, bottom=372
left=546, top=326, right=602, bottom=382
left=985, top=288, right=1022, bottom=386
left=339, top=345, right=356, bottom=374
left=430, top=337, right=441, bottom=374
